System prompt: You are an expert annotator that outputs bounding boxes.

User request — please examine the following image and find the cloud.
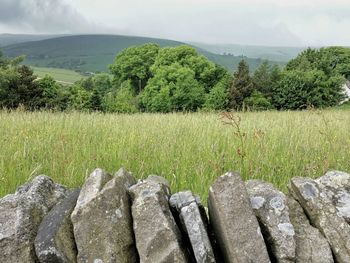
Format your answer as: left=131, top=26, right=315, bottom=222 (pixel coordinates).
left=0, top=0, right=103, bottom=33
left=1, top=0, right=350, bottom=46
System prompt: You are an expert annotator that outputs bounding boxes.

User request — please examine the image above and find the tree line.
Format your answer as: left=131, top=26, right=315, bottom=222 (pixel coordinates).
left=0, top=45, right=349, bottom=112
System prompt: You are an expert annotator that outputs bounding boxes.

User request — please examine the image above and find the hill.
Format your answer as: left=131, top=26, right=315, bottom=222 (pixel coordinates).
left=0, top=34, right=66, bottom=47
left=2, top=34, right=282, bottom=73
left=191, top=42, right=305, bottom=62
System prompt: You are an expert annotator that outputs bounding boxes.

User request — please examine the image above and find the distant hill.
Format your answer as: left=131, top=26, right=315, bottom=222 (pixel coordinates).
left=191, top=42, right=305, bottom=62
left=2, top=34, right=283, bottom=73
left=0, top=33, right=66, bottom=47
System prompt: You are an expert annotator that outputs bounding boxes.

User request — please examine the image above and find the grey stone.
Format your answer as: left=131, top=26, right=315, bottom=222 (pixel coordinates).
left=129, top=177, right=187, bottom=263
left=287, top=197, right=333, bottom=263
left=35, top=188, right=80, bottom=263
left=147, top=175, right=171, bottom=189
left=246, top=180, right=296, bottom=263
left=71, top=168, right=137, bottom=263
left=316, top=170, right=350, bottom=223
left=170, top=191, right=216, bottom=263
left=290, top=176, right=350, bottom=263
left=208, top=172, right=270, bottom=263
left=0, top=176, right=67, bottom=263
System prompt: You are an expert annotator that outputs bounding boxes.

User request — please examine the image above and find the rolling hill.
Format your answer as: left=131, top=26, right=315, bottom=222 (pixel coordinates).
left=191, top=42, right=305, bottom=62
left=1, top=34, right=283, bottom=73
left=0, top=34, right=66, bottom=47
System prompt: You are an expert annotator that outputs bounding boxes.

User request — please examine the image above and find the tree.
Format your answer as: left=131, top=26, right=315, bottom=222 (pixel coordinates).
left=90, top=88, right=103, bottom=111
left=244, top=91, right=272, bottom=111
left=229, top=60, right=254, bottom=110
left=204, top=75, right=230, bottom=110
left=151, top=45, right=222, bottom=91
left=272, top=69, right=345, bottom=110
left=252, top=61, right=271, bottom=94
left=36, top=75, right=65, bottom=109
left=141, top=63, right=205, bottom=112
left=110, top=43, right=160, bottom=93
left=67, top=84, right=92, bottom=111
left=286, top=47, right=350, bottom=79
left=4, top=65, right=43, bottom=109
left=277, top=47, right=350, bottom=109
left=103, top=80, right=138, bottom=113
left=92, top=74, right=112, bottom=94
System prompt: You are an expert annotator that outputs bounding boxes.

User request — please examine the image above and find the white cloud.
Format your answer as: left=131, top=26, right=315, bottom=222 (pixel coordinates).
left=1, top=0, right=350, bottom=46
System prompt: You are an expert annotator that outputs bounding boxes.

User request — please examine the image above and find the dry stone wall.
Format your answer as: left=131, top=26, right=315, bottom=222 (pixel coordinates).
left=1, top=168, right=350, bottom=262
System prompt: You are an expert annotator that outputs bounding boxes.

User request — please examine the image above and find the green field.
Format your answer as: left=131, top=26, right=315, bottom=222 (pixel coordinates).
left=1, top=110, right=350, bottom=202
left=33, top=67, right=86, bottom=84
left=32, top=67, right=86, bottom=85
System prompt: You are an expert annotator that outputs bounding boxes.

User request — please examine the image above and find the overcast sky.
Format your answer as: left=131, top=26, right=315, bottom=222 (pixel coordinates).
left=0, top=0, right=349, bottom=47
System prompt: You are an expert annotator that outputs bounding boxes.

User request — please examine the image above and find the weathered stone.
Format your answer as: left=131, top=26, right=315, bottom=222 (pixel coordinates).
left=208, top=172, right=270, bottom=263
left=0, top=176, right=67, bottom=263
left=71, top=168, right=138, bottom=263
left=170, top=191, right=216, bottom=263
left=129, top=177, right=187, bottom=263
left=290, top=176, right=350, bottom=263
left=246, top=180, right=296, bottom=263
left=147, top=175, right=171, bottom=189
left=316, top=170, right=350, bottom=223
left=35, top=189, right=80, bottom=263
left=287, top=197, right=333, bottom=263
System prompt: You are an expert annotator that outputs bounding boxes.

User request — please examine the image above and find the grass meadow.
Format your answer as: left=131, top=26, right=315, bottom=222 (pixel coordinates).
left=1, top=109, right=350, bottom=202
left=33, top=67, right=86, bottom=84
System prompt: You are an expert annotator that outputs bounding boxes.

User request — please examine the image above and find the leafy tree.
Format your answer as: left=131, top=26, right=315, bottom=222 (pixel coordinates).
left=67, top=84, right=92, bottom=111
left=103, top=81, right=138, bottom=113
left=110, top=43, right=160, bottom=93
left=287, top=47, right=350, bottom=79
left=141, top=63, right=205, bottom=112
left=272, top=69, right=345, bottom=109
left=36, top=75, right=65, bottom=109
left=229, top=60, right=254, bottom=110
left=278, top=47, right=350, bottom=109
left=92, top=74, right=112, bottom=94
left=204, top=75, right=230, bottom=110
left=90, top=88, right=103, bottom=111
left=151, top=45, right=222, bottom=91
left=244, top=91, right=272, bottom=111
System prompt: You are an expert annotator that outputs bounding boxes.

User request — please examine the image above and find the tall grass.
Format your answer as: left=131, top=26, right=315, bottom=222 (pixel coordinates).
left=1, top=109, right=350, bottom=202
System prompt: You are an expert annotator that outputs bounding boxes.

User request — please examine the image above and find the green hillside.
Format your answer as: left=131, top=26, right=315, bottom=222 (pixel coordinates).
left=33, top=67, right=86, bottom=84
left=0, top=34, right=66, bottom=47
left=192, top=42, right=305, bottom=62
left=2, top=35, right=282, bottom=73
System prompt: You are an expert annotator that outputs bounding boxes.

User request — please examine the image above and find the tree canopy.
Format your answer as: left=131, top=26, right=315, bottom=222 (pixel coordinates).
left=1, top=45, right=349, bottom=112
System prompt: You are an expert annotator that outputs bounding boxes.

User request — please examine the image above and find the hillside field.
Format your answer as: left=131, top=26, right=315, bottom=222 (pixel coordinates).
left=1, top=110, right=349, bottom=202
left=33, top=67, right=86, bottom=84
left=193, top=42, right=304, bottom=62
left=2, top=35, right=282, bottom=73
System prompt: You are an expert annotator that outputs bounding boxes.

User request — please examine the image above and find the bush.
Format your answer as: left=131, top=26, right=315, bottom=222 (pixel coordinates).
left=103, top=81, right=139, bottom=113
left=244, top=91, right=272, bottom=111
left=204, top=76, right=230, bottom=110
left=272, top=69, right=345, bottom=110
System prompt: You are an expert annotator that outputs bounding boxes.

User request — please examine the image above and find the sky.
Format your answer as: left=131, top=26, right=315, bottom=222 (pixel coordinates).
left=0, top=0, right=350, bottom=47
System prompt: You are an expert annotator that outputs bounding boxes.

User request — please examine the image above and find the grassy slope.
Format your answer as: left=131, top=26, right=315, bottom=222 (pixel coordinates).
left=192, top=42, right=305, bottom=62
left=0, top=34, right=66, bottom=47
left=1, top=110, right=349, bottom=202
left=33, top=66, right=86, bottom=84
left=2, top=35, right=282, bottom=72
